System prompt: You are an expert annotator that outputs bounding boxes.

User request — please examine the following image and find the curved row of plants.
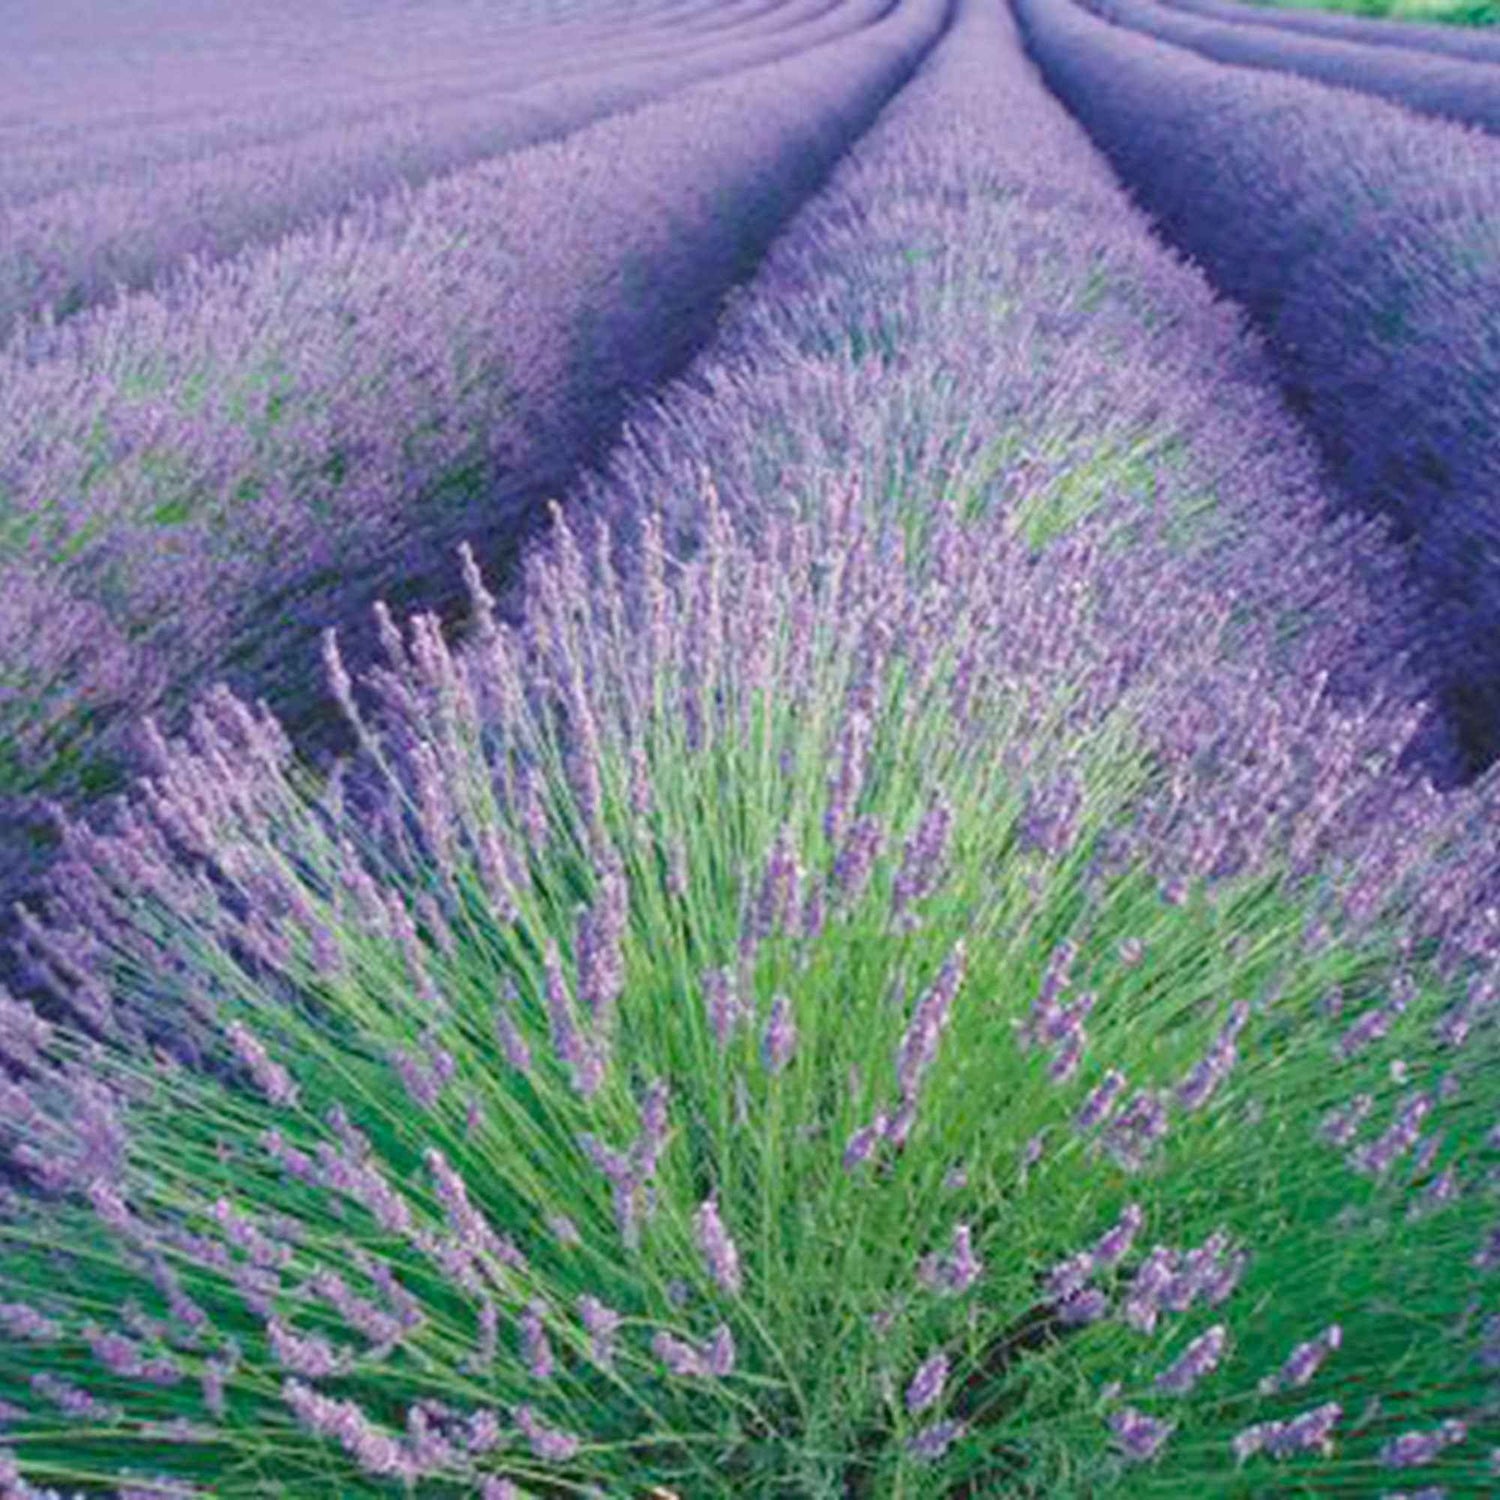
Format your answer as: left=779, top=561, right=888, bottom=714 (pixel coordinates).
left=1013, top=0, right=1500, bottom=780
left=0, top=0, right=775, bottom=212
left=0, top=0, right=945, bottom=919
left=1084, top=0, right=1500, bottom=134
left=0, top=0, right=886, bottom=345
left=0, top=0, right=1496, bottom=1493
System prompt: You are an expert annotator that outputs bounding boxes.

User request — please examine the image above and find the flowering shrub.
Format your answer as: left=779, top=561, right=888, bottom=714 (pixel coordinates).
left=1082, top=0, right=1500, bottom=135
left=1014, top=0, right=1500, bottom=775
left=0, top=1, right=1497, bottom=1495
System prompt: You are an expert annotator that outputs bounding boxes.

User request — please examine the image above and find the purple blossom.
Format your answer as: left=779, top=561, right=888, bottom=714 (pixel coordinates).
left=761, top=994, right=797, bottom=1075
left=513, top=1405, right=580, bottom=1463
left=1076, top=1069, right=1127, bottom=1133
left=907, top=1418, right=966, bottom=1462
left=518, top=1302, right=554, bottom=1381
left=1380, top=1420, right=1467, bottom=1470
left=577, top=1295, right=622, bottom=1369
left=1235, top=1401, right=1344, bottom=1463
left=694, top=1196, right=743, bottom=1296
left=1109, top=1405, right=1174, bottom=1461
left=1154, top=1324, right=1228, bottom=1394
left=905, top=1351, right=950, bottom=1415
left=918, top=1223, right=984, bottom=1296
left=1259, top=1324, right=1342, bottom=1395
left=1057, top=1288, right=1110, bottom=1326
left=703, top=966, right=748, bottom=1050
left=1092, top=1204, right=1145, bottom=1267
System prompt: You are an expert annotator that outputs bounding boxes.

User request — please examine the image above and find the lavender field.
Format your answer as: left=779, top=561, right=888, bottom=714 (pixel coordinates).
left=0, top=0, right=1498, bottom=1495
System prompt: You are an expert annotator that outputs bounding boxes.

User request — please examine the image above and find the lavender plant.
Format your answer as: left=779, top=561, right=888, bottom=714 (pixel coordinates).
left=1081, top=0, right=1500, bottom=135
left=1013, top=0, right=1500, bottom=776
left=1, top=1, right=1497, bottom=1495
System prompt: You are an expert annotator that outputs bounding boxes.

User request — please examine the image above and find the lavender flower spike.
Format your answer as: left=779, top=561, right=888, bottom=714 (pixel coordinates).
left=1154, top=1324, right=1228, bottom=1394
left=694, top=1196, right=743, bottom=1296
left=905, top=1351, right=949, bottom=1415
left=1110, top=1406, right=1174, bottom=1461
left=761, top=994, right=797, bottom=1075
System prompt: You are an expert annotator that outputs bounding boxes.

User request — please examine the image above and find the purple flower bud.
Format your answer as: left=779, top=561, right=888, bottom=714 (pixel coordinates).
left=1260, top=1325, right=1342, bottom=1395
left=1109, top=1405, right=1173, bottom=1461
left=907, top=1418, right=966, bottom=1462
left=832, top=815, right=884, bottom=907
left=694, top=1197, right=743, bottom=1296
left=1076, top=1069, right=1127, bottom=1133
left=1057, top=1288, right=1110, bottom=1326
left=514, top=1405, right=580, bottom=1463
left=577, top=1295, right=622, bottom=1369
left=1380, top=1421, right=1467, bottom=1469
left=703, top=967, right=747, bottom=1050
left=1154, top=1324, right=1228, bottom=1395
left=906, top=1351, right=949, bottom=1415
left=226, top=1021, right=299, bottom=1108
left=1093, top=1204, right=1144, bottom=1267
left=843, top=1115, right=889, bottom=1173
left=1045, top=1250, right=1096, bottom=1302
left=761, top=994, right=797, bottom=1075
left=519, top=1302, right=554, bottom=1381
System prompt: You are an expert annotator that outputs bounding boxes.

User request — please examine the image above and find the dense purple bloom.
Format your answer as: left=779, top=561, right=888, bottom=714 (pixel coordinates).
left=761, top=994, right=797, bottom=1076
left=907, top=1418, right=966, bottom=1462
left=905, top=1351, right=949, bottom=1415
left=918, top=1223, right=983, bottom=1296
left=1380, top=1420, right=1468, bottom=1470
left=1109, top=1405, right=1174, bottom=1461
left=1259, top=1323, right=1342, bottom=1395
left=694, top=1196, right=743, bottom=1297
left=514, top=1405, right=581, bottom=1463
left=1154, top=1324, right=1228, bottom=1394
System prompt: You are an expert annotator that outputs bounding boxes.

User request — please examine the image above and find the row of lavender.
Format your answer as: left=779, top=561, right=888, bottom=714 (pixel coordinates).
left=0, top=0, right=944, bottom=918
left=0, top=0, right=885, bottom=344
left=2, top=0, right=1497, bottom=1492
left=0, top=0, right=747, bottom=206
left=0, top=0, right=835, bottom=209
left=1084, top=0, right=1500, bottom=134
left=1015, top=0, right=1500, bottom=777
left=1162, top=0, right=1500, bottom=61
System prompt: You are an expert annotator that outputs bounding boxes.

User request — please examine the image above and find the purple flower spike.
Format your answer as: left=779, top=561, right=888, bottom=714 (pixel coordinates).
left=1154, top=1324, right=1228, bottom=1395
left=519, top=1302, right=554, bottom=1381
left=1109, top=1405, right=1174, bottom=1461
left=694, top=1196, right=743, bottom=1297
left=514, top=1405, right=580, bottom=1463
left=1092, top=1204, right=1144, bottom=1267
left=907, top=1418, right=966, bottom=1462
left=761, top=994, right=797, bottom=1075
left=905, top=1351, right=950, bottom=1415
left=1380, top=1420, right=1467, bottom=1470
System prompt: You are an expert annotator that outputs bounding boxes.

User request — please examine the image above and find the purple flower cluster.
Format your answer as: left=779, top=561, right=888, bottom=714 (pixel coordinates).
left=1232, top=1400, right=1343, bottom=1464
left=651, top=1322, right=736, bottom=1378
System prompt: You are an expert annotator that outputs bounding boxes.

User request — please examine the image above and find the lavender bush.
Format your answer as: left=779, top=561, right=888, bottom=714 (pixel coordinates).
left=0, top=0, right=943, bottom=907
left=1081, top=0, right=1500, bottom=135
left=1163, top=0, right=1500, bottom=61
left=0, top=0, right=890, bottom=344
left=1, top=0, right=1497, bottom=1493
left=1014, top=0, right=1500, bottom=776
